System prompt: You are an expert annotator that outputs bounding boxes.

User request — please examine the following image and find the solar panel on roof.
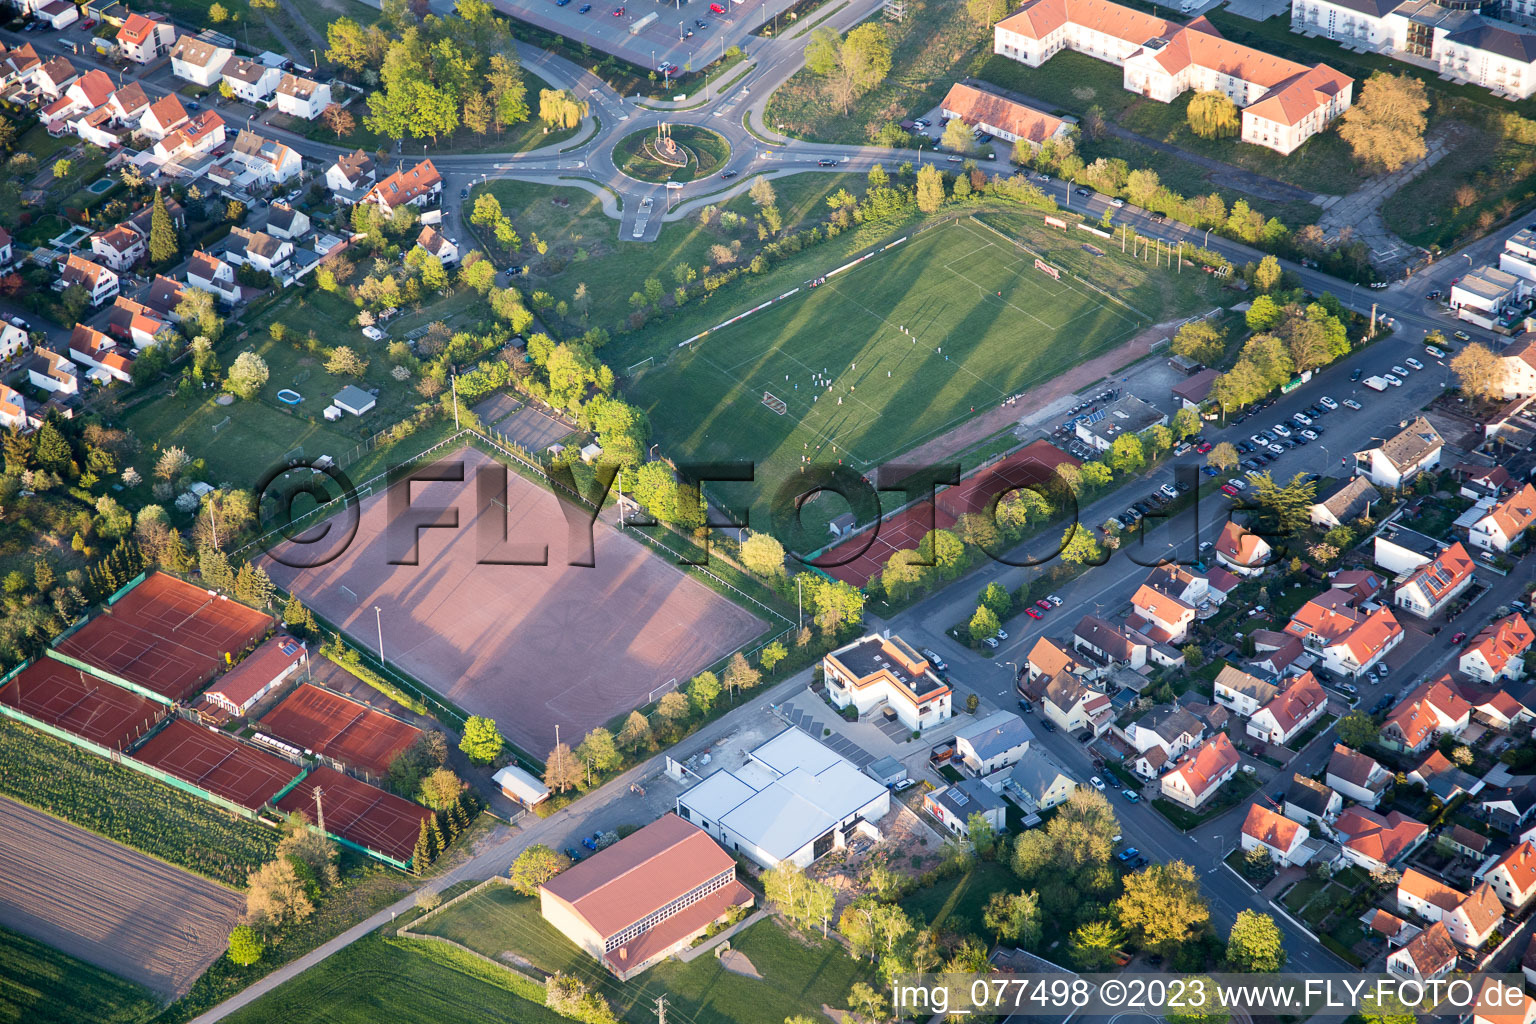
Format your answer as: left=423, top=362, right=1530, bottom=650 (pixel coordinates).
left=951, top=789, right=969, bottom=806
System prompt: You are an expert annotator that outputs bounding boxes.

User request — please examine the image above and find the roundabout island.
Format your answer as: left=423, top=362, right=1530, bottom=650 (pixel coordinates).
left=614, top=123, right=731, bottom=184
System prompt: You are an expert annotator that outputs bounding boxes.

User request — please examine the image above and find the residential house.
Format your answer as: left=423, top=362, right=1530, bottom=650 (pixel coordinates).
left=0, top=323, right=27, bottom=361
left=938, top=81, right=1073, bottom=151
left=1124, top=704, right=1204, bottom=779
left=822, top=633, right=952, bottom=733
left=1248, top=631, right=1310, bottom=679
left=1073, top=615, right=1149, bottom=671
left=1330, top=569, right=1385, bottom=604
left=925, top=777, right=1009, bottom=834
left=169, top=36, right=233, bottom=88
left=221, top=58, right=281, bottom=105
left=138, top=94, right=189, bottom=140
left=1394, top=542, right=1476, bottom=619
left=1453, top=266, right=1526, bottom=325
left=1469, top=484, right=1536, bottom=553
left=153, top=110, right=226, bottom=165
left=202, top=635, right=306, bottom=717
left=0, top=43, right=42, bottom=90
left=1469, top=688, right=1533, bottom=731
left=1241, top=802, right=1312, bottom=867
left=954, top=710, right=1034, bottom=776
left=106, top=82, right=150, bottom=126
left=1462, top=615, right=1534, bottom=683
left=1283, top=594, right=1403, bottom=678
left=1310, top=475, right=1382, bottom=528
left=116, top=13, right=175, bottom=63
left=59, top=254, right=119, bottom=307
left=1128, top=581, right=1196, bottom=644
left=1470, top=976, right=1536, bottom=1024
left=0, top=383, right=26, bottom=429
left=1215, top=666, right=1281, bottom=717
left=1214, top=520, right=1273, bottom=576
left=1376, top=525, right=1445, bottom=575
left=992, top=0, right=1354, bottom=154
left=1327, top=743, right=1391, bottom=806
left=66, top=325, right=132, bottom=384
left=1160, top=732, right=1240, bottom=809
left=1502, top=336, right=1536, bottom=400
left=1041, top=672, right=1115, bottom=737
left=1398, top=869, right=1502, bottom=949
left=1284, top=773, right=1342, bottom=828
left=1246, top=671, right=1329, bottom=746
left=1363, top=908, right=1421, bottom=948
left=326, top=149, right=376, bottom=197
left=265, top=203, right=310, bottom=240
left=33, top=56, right=78, bottom=100
left=1074, top=394, right=1167, bottom=452
left=1143, top=562, right=1226, bottom=610
left=1444, top=824, right=1493, bottom=861
left=1483, top=840, right=1536, bottom=909
left=1336, top=806, right=1428, bottom=873
left=144, top=275, right=186, bottom=318
left=228, top=227, right=293, bottom=276
left=40, top=68, right=113, bottom=126
left=25, top=348, right=78, bottom=395
left=89, top=223, right=143, bottom=272
left=538, top=814, right=753, bottom=981
left=1024, top=636, right=1084, bottom=682
left=0, top=226, right=11, bottom=269
left=1171, top=367, right=1220, bottom=411
left=361, top=159, right=442, bottom=216
left=1481, top=777, right=1536, bottom=833
left=1355, top=417, right=1444, bottom=490
left=1381, top=677, right=1471, bottom=754
left=230, top=129, right=302, bottom=184
left=1004, top=747, right=1077, bottom=813
left=1386, top=921, right=1457, bottom=981
left=104, top=297, right=171, bottom=350
left=127, top=194, right=186, bottom=241
left=274, top=74, right=332, bottom=119
left=186, top=250, right=241, bottom=304
left=415, top=225, right=459, bottom=266
left=1409, top=750, right=1480, bottom=802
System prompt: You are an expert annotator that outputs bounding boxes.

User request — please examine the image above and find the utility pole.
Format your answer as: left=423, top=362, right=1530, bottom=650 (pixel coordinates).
left=207, top=502, right=219, bottom=549
left=451, top=373, right=459, bottom=429
left=656, top=995, right=668, bottom=1024
left=374, top=606, right=384, bottom=665
left=314, top=787, right=325, bottom=835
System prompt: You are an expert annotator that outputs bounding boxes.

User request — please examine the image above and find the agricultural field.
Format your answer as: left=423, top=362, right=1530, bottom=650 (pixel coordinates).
left=414, top=885, right=876, bottom=1024
left=0, top=717, right=277, bottom=886
left=0, top=797, right=244, bottom=998
left=622, top=210, right=1223, bottom=532
left=0, top=925, right=158, bottom=1024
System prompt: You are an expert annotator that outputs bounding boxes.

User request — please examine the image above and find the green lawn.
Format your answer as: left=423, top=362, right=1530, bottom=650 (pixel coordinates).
left=413, top=885, right=874, bottom=1024
left=899, top=860, right=1016, bottom=939
left=219, top=934, right=566, bottom=1024
left=616, top=126, right=730, bottom=183
left=121, top=285, right=437, bottom=486
left=622, top=209, right=1222, bottom=532
left=0, top=925, right=158, bottom=1024
left=976, top=50, right=1137, bottom=119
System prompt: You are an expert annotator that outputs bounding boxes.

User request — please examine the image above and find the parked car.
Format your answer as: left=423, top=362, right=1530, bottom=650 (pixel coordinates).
left=1383, top=373, right=1403, bottom=387
left=1406, top=357, right=1424, bottom=370
left=581, top=835, right=598, bottom=850
left=1159, top=483, right=1178, bottom=499
left=1122, top=789, right=1140, bottom=802
left=1454, top=330, right=1471, bottom=341
left=1090, top=776, right=1106, bottom=791
left=1272, top=423, right=1292, bottom=438
left=920, top=648, right=948, bottom=671
left=893, top=778, right=916, bottom=792
left=1426, top=345, right=1446, bottom=358
left=1036, top=599, right=1053, bottom=612
left=981, top=636, right=999, bottom=648
left=1040, top=719, right=1057, bottom=732
left=565, top=847, right=582, bottom=861
left=1451, top=631, right=1467, bottom=643
left=1047, top=594, right=1063, bottom=606
left=1116, top=847, right=1140, bottom=863
left=1425, top=290, right=1442, bottom=300
left=996, top=627, right=1009, bottom=640
left=1318, top=396, right=1338, bottom=410
left=1024, top=607, right=1043, bottom=620
left=1350, top=368, right=1364, bottom=381
left=1111, top=198, right=1125, bottom=207
left=1343, top=398, right=1362, bottom=410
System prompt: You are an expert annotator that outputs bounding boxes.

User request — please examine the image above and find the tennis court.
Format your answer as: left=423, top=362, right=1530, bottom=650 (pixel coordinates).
left=260, top=684, right=421, bottom=776
left=133, top=718, right=301, bottom=811
left=0, top=657, right=165, bottom=750
left=275, top=765, right=432, bottom=864
left=56, top=573, right=271, bottom=702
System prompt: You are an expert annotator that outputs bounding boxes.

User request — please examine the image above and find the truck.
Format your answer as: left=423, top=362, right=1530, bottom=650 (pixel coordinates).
left=1363, top=375, right=1389, bottom=391
left=629, top=10, right=657, bottom=33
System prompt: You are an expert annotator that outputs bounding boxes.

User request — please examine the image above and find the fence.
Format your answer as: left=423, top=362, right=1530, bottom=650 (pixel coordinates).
left=45, top=648, right=170, bottom=707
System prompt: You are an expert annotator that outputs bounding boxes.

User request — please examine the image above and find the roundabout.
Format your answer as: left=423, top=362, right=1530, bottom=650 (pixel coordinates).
left=614, top=123, right=730, bottom=184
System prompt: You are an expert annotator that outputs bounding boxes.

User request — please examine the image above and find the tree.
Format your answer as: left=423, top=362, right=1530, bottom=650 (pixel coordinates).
left=723, top=651, right=761, bottom=696
left=739, top=532, right=787, bottom=579
left=1172, top=319, right=1224, bottom=364
left=1336, top=709, right=1380, bottom=749
left=1451, top=342, right=1505, bottom=402
left=1109, top=433, right=1145, bottom=474
left=1339, top=72, right=1429, bottom=173
left=576, top=727, right=622, bottom=774
left=459, top=716, right=504, bottom=763
left=761, top=641, right=788, bottom=674
left=32, top=422, right=71, bottom=473
left=537, top=88, right=587, bottom=129
left=1226, top=909, right=1286, bottom=971
left=917, top=528, right=966, bottom=578
left=688, top=670, right=722, bottom=714
left=544, top=741, right=582, bottom=793
left=418, top=767, right=462, bottom=810
left=804, top=24, right=891, bottom=114
left=1254, top=254, right=1283, bottom=293
left=1173, top=408, right=1201, bottom=440
left=1246, top=294, right=1282, bottom=332
left=1250, top=470, right=1318, bottom=534
left=509, top=844, right=566, bottom=894
left=1187, top=90, right=1239, bottom=138
left=657, top=690, right=691, bottom=723
left=1164, top=979, right=1229, bottom=1024
left=226, top=351, right=269, bottom=399
left=1046, top=788, right=1122, bottom=870
left=320, top=103, right=356, bottom=142
left=233, top=562, right=275, bottom=607
left=983, top=889, right=1042, bottom=947
left=1114, top=860, right=1211, bottom=955
left=941, top=117, right=974, bottom=154
left=969, top=604, right=1001, bottom=641
left=175, top=288, right=223, bottom=341
left=616, top=710, right=654, bottom=752
left=1126, top=167, right=1161, bottom=208
left=1070, top=919, right=1126, bottom=970
left=981, top=581, right=1012, bottom=616
left=748, top=176, right=777, bottom=207
left=227, top=925, right=264, bottom=966
left=244, top=858, right=313, bottom=927
left=1060, top=525, right=1105, bottom=565
left=149, top=189, right=178, bottom=263
left=325, top=345, right=369, bottom=377
left=846, top=981, right=889, bottom=1024
left=915, top=163, right=945, bottom=213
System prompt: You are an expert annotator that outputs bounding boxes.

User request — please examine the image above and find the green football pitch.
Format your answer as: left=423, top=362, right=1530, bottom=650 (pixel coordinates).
left=628, top=214, right=1161, bottom=525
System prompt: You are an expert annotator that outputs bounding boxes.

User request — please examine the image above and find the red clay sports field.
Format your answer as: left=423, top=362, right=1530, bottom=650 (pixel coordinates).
left=277, top=766, right=432, bottom=863
left=260, top=684, right=421, bottom=776
left=0, top=657, right=165, bottom=750
left=133, top=718, right=300, bottom=811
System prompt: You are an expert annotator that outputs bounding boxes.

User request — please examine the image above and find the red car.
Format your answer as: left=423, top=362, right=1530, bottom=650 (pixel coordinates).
left=79, top=17, right=96, bottom=28
left=612, top=5, right=624, bottom=13
left=1196, top=441, right=1213, bottom=454
left=1035, top=599, right=1052, bottom=612
left=1024, top=607, right=1044, bottom=620
left=1220, top=484, right=1239, bottom=496
left=1451, top=631, right=1467, bottom=643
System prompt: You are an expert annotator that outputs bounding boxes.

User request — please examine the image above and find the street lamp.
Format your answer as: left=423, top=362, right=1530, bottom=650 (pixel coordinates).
left=374, top=606, right=385, bottom=665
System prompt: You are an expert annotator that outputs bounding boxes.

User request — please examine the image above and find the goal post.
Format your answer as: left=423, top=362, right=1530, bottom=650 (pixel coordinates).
left=762, top=391, right=787, bottom=415
left=1033, top=257, right=1061, bottom=280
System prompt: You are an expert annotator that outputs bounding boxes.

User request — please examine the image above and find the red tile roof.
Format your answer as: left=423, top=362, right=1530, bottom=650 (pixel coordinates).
left=1385, top=676, right=1470, bottom=749
left=206, top=635, right=305, bottom=709
left=117, top=12, right=165, bottom=45
left=1396, top=920, right=1456, bottom=976
left=1485, top=483, right=1536, bottom=542
left=1466, top=614, right=1536, bottom=675
left=1489, top=840, right=1536, bottom=899
left=1400, top=541, right=1475, bottom=605
left=940, top=83, right=1067, bottom=145
left=1336, top=807, right=1426, bottom=865
left=1258, top=670, right=1327, bottom=734
left=363, top=159, right=442, bottom=209
left=1399, top=867, right=1466, bottom=914
left=1166, top=732, right=1239, bottom=800
left=1215, top=521, right=1268, bottom=568
left=1242, top=802, right=1301, bottom=852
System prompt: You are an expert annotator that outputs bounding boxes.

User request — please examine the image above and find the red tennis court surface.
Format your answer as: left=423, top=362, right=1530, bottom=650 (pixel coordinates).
left=276, top=766, right=431, bottom=864
left=56, top=573, right=271, bottom=702
left=133, top=718, right=300, bottom=811
left=260, top=685, right=421, bottom=776
left=0, top=658, right=165, bottom=750
left=818, top=441, right=1082, bottom=587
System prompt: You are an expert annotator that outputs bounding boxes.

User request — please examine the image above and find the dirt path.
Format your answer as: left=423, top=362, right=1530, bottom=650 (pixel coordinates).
left=889, top=321, right=1173, bottom=469
left=0, top=797, right=244, bottom=998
